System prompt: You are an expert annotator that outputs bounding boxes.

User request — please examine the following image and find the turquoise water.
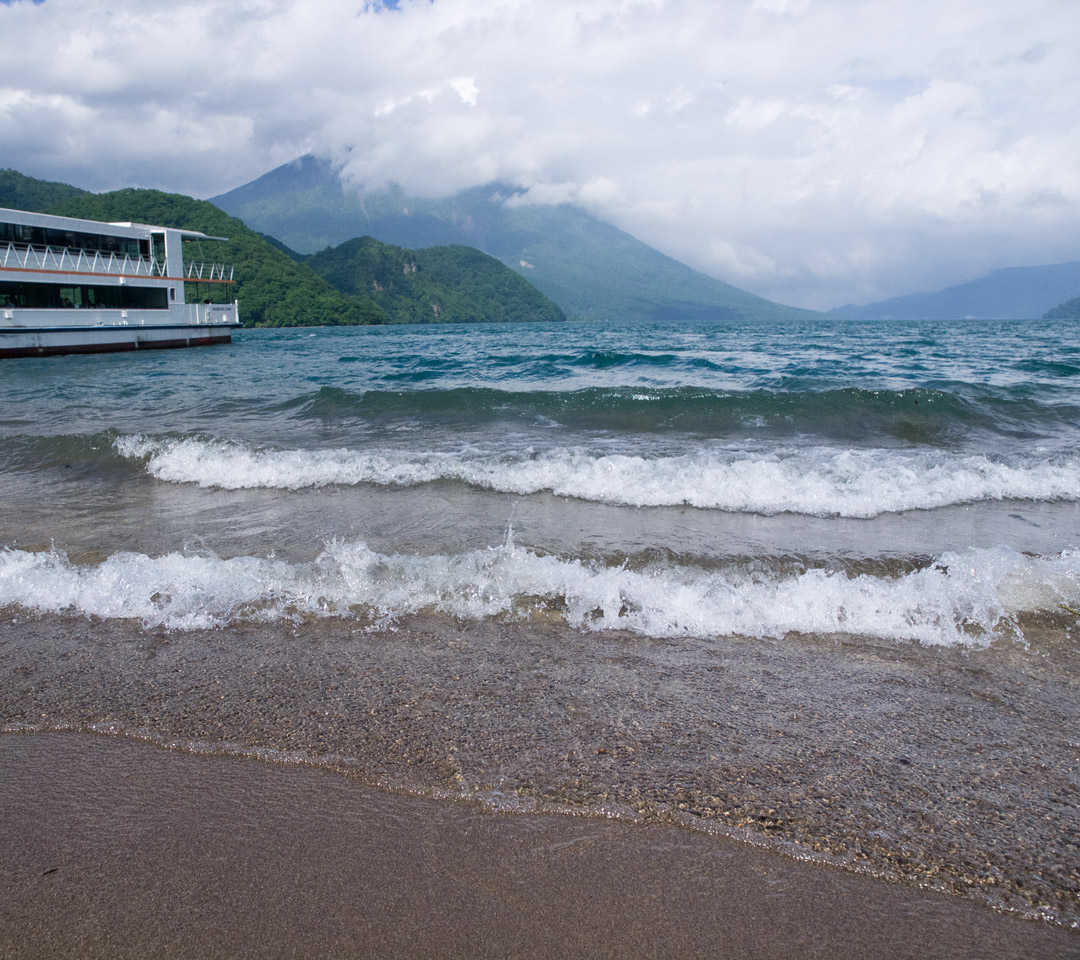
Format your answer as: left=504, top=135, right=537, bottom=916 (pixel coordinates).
left=2, top=316, right=1079, bottom=924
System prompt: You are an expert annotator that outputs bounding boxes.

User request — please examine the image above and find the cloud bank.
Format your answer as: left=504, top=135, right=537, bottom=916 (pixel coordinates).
left=2, top=0, right=1078, bottom=308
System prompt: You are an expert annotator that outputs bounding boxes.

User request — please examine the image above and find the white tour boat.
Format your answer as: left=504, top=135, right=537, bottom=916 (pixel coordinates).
left=0, top=206, right=240, bottom=358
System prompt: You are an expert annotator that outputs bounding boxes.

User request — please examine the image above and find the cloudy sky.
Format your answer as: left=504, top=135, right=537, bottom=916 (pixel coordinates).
left=2, top=0, right=1078, bottom=309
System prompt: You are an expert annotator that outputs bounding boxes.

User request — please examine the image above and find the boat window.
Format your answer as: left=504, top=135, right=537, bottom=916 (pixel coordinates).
left=0, top=280, right=168, bottom=310
left=58, top=286, right=83, bottom=309
left=0, top=221, right=147, bottom=260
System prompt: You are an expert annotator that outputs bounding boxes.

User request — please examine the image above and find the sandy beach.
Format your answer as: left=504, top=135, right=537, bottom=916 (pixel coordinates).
left=1, top=731, right=1077, bottom=960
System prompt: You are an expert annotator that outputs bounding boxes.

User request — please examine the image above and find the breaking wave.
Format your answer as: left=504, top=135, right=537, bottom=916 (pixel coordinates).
left=1, top=539, right=1077, bottom=647
left=115, top=435, right=1080, bottom=519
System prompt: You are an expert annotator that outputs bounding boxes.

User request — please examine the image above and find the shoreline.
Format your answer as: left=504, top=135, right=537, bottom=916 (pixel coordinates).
left=2, top=731, right=1077, bottom=960
left=3, top=611, right=1078, bottom=927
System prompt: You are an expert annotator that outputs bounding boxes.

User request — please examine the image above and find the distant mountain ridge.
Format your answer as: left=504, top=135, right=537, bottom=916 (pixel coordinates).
left=830, top=261, right=1080, bottom=321
left=211, top=156, right=818, bottom=324
left=11, top=163, right=1072, bottom=324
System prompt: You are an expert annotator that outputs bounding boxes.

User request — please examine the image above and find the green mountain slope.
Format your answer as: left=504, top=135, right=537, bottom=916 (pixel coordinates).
left=305, top=238, right=564, bottom=324
left=212, top=156, right=818, bottom=323
left=830, top=261, right=1080, bottom=321
left=48, top=189, right=383, bottom=326
left=0, top=168, right=88, bottom=212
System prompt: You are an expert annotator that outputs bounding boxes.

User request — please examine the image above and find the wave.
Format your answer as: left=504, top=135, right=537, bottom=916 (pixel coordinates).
left=1, top=540, right=1076, bottom=647
left=271, top=384, right=1076, bottom=442
left=115, top=435, right=1080, bottom=518
left=0, top=431, right=134, bottom=477
left=1010, top=358, right=1080, bottom=378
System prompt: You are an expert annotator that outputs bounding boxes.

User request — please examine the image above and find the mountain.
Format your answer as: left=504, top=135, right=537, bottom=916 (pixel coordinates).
left=211, top=155, right=818, bottom=323
left=304, top=238, right=564, bottom=324
left=830, top=261, right=1080, bottom=321
left=1044, top=297, right=1080, bottom=320
left=0, top=168, right=88, bottom=212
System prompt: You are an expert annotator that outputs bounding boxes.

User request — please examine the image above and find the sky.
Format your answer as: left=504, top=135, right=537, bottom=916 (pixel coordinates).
left=1, top=0, right=1078, bottom=310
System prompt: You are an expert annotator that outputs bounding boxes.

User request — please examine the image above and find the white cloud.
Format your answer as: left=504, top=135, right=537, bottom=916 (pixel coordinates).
left=1, top=0, right=1078, bottom=309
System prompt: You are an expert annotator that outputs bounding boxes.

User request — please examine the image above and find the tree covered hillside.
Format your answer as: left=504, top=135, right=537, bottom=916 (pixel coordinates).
left=1, top=168, right=88, bottom=212
left=305, top=238, right=565, bottom=324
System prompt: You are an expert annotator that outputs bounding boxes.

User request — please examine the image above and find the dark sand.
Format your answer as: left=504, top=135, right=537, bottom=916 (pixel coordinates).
left=1, top=732, right=1076, bottom=960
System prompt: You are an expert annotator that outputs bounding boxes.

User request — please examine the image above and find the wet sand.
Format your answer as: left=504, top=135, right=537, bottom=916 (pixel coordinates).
left=5, top=611, right=1080, bottom=923
left=1, top=732, right=1077, bottom=960
left=3, top=611, right=1080, bottom=926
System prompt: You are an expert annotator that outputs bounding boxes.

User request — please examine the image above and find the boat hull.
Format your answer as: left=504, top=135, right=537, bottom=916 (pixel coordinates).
left=0, top=322, right=240, bottom=358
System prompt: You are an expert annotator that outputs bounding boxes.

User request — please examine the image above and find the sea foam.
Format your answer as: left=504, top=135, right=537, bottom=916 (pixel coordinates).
left=115, top=435, right=1080, bottom=519
left=2, top=539, right=1077, bottom=647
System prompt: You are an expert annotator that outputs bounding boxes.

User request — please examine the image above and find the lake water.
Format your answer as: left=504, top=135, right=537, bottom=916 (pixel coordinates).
left=1, top=317, right=1078, bottom=925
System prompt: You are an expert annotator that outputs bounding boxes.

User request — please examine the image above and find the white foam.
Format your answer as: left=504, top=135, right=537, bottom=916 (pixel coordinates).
left=115, top=435, right=1080, bottom=519
left=2, top=539, right=1077, bottom=647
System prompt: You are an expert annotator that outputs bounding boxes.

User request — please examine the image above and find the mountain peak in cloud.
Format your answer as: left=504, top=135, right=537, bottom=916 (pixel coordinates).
left=212, top=156, right=818, bottom=324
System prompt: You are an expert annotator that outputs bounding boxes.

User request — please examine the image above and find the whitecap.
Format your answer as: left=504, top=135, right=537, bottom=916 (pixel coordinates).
left=2, top=540, right=1077, bottom=648
left=114, top=435, right=1080, bottom=519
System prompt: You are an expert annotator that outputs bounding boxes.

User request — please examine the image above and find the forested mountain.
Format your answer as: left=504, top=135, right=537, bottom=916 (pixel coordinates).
left=212, top=155, right=819, bottom=323
left=0, top=168, right=87, bottom=212
left=305, top=238, right=564, bottom=324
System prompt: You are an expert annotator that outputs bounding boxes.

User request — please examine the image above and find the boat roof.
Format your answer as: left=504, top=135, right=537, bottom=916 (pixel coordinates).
left=0, top=206, right=228, bottom=242
left=109, top=222, right=229, bottom=242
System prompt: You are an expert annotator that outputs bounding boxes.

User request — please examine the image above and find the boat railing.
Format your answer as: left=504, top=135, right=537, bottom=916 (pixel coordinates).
left=184, top=260, right=235, bottom=282
left=0, top=242, right=167, bottom=278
